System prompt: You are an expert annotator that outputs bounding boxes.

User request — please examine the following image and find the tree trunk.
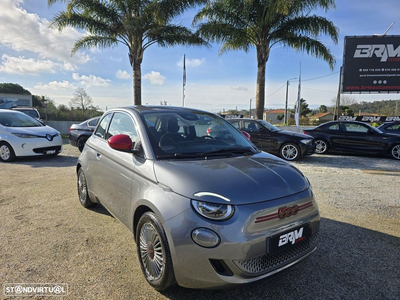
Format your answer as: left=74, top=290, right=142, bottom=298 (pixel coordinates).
left=132, top=57, right=142, bottom=105
left=129, top=50, right=142, bottom=105
left=256, top=46, right=268, bottom=120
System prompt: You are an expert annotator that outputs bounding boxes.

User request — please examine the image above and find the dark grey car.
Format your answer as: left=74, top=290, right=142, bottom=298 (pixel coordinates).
left=77, top=106, right=320, bottom=290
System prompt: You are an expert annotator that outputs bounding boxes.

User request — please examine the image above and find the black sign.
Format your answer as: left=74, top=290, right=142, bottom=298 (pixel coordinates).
left=342, top=36, right=400, bottom=93
left=338, top=116, right=400, bottom=122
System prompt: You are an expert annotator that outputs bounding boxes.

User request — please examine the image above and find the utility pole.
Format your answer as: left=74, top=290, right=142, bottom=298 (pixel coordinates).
left=284, top=78, right=297, bottom=125
left=249, top=98, right=252, bottom=118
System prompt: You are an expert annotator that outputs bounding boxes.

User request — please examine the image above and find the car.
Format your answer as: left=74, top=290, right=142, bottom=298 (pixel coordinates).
left=77, top=106, right=320, bottom=290
left=303, top=121, right=400, bottom=160
left=377, top=121, right=400, bottom=135
left=226, top=118, right=315, bottom=161
left=11, top=107, right=41, bottom=120
left=69, top=117, right=100, bottom=152
left=0, top=110, right=62, bottom=162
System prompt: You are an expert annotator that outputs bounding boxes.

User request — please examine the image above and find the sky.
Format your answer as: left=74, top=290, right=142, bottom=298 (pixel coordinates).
left=0, top=0, right=399, bottom=113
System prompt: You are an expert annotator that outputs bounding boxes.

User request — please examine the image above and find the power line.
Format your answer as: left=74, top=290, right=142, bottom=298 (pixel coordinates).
left=266, top=82, right=287, bottom=98
left=302, top=71, right=340, bottom=82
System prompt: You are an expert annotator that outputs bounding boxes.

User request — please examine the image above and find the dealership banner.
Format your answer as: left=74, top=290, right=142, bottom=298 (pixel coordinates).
left=339, top=115, right=400, bottom=122
left=342, top=36, right=400, bottom=93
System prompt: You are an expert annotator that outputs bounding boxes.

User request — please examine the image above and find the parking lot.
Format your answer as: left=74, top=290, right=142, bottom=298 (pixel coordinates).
left=1, top=144, right=399, bottom=299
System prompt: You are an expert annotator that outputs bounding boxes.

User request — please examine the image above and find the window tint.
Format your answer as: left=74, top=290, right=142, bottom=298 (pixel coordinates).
left=326, top=124, right=339, bottom=130
left=95, top=114, right=112, bottom=138
left=343, top=123, right=368, bottom=133
left=387, top=124, right=400, bottom=131
left=243, top=121, right=261, bottom=132
left=230, top=120, right=241, bottom=129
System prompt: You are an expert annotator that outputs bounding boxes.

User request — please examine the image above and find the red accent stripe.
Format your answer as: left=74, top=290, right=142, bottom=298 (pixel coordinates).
left=254, top=201, right=313, bottom=224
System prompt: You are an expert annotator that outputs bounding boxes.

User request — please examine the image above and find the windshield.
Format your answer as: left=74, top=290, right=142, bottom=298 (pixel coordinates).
left=142, top=111, right=257, bottom=158
left=0, top=112, right=43, bottom=127
left=259, top=120, right=281, bottom=132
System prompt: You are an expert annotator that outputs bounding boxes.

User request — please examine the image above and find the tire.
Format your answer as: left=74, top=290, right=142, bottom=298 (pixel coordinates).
left=136, top=212, right=176, bottom=291
left=0, top=142, right=16, bottom=162
left=315, top=139, right=328, bottom=154
left=77, top=137, right=88, bottom=152
left=77, top=168, right=95, bottom=208
left=390, top=144, right=400, bottom=160
left=280, top=143, right=300, bottom=161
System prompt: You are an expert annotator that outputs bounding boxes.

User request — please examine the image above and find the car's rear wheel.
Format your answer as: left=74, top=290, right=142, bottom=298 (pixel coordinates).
left=280, top=143, right=300, bottom=161
left=0, top=142, right=15, bottom=162
left=136, top=212, right=176, bottom=291
left=77, top=168, right=95, bottom=208
left=390, top=144, right=400, bottom=160
left=77, top=137, right=88, bottom=152
left=315, top=139, right=328, bottom=154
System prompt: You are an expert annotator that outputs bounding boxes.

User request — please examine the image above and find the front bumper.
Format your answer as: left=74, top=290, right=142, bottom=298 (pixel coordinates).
left=12, top=136, right=63, bottom=157
left=299, top=142, right=316, bottom=156
left=164, top=189, right=320, bottom=289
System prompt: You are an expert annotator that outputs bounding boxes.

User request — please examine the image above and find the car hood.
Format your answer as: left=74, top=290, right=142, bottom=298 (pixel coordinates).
left=153, top=152, right=309, bottom=205
left=6, top=125, right=60, bottom=136
left=278, top=130, right=313, bottom=139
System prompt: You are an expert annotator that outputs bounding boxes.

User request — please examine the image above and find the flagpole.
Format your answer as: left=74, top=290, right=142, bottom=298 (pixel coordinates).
left=182, top=54, right=186, bottom=107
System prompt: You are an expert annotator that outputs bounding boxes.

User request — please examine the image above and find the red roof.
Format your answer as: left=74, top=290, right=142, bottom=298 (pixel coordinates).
left=310, top=112, right=332, bottom=119
left=265, top=109, right=285, bottom=114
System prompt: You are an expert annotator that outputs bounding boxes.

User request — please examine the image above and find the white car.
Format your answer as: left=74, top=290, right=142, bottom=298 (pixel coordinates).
left=0, top=110, right=62, bottom=162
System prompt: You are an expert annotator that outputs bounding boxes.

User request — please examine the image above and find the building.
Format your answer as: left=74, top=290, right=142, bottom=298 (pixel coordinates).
left=263, top=109, right=286, bottom=124
left=309, top=112, right=334, bottom=123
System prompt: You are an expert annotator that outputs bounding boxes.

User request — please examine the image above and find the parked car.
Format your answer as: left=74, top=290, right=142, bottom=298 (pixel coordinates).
left=226, top=118, right=315, bottom=161
left=0, top=110, right=62, bottom=162
left=11, top=107, right=41, bottom=120
left=303, top=121, right=400, bottom=160
left=69, top=117, right=100, bottom=152
left=77, top=106, right=320, bottom=290
left=377, top=121, right=400, bottom=135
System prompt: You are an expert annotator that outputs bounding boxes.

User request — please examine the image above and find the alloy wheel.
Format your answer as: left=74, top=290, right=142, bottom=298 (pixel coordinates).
left=139, top=223, right=164, bottom=281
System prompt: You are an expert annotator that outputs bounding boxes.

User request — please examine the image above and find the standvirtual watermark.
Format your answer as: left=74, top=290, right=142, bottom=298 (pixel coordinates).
left=3, top=283, right=68, bottom=297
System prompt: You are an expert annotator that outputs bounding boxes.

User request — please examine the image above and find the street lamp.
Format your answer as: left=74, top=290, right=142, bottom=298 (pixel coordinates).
left=249, top=98, right=252, bottom=118
left=284, top=78, right=297, bottom=125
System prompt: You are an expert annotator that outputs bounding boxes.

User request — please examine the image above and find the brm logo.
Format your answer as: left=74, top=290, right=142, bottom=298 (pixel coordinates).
left=278, top=228, right=304, bottom=247
left=353, top=44, right=400, bottom=62
left=278, top=205, right=299, bottom=219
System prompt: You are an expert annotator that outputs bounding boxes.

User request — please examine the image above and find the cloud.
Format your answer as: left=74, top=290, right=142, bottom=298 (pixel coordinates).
left=143, top=71, right=165, bottom=85
left=177, top=57, right=205, bottom=68
left=0, top=0, right=89, bottom=65
left=34, top=81, right=75, bottom=91
left=116, top=70, right=130, bottom=79
left=231, top=85, right=249, bottom=91
left=72, top=73, right=111, bottom=87
left=0, top=55, right=58, bottom=75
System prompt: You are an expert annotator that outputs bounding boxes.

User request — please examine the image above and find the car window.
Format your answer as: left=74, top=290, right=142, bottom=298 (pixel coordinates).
left=88, top=118, right=99, bottom=127
left=107, top=112, right=137, bottom=141
left=325, top=124, right=339, bottom=131
left=243, top=121, right=261, bottom=132
left=230, top=120, right=241, bottom=129
left=387, top=124, right=400, bottom=131
left=342, top=123, right=368, bottom=133
left=94, top=113, right=112, bottom=138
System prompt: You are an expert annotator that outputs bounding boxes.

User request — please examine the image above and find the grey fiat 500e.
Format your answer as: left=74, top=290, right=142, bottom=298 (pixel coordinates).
left=76, top=106, right=320, bottom=291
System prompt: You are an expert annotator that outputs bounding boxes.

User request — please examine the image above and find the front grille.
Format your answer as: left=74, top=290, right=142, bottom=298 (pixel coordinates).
left=234, top=232, right=318, bottom=276
left=33, top=146, right=62, bottom=154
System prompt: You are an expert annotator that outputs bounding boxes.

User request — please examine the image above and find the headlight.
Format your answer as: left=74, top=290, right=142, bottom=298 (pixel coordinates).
left=191, top=200, right=234, bottom=221
left=12, top=133, right=38, bottom=138
left=300, top=139, right=313, bottom=145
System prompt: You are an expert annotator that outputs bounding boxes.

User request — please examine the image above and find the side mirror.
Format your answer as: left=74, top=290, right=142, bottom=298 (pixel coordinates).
left=108, top=134, right=133, bottom=152
left=258, top=127, right=265, bottom=133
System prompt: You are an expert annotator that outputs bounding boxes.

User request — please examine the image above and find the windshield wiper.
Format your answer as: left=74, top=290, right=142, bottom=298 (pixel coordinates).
left=156, top=153, right=199, bottom=160
left=200, top=148, right=254, bottom=157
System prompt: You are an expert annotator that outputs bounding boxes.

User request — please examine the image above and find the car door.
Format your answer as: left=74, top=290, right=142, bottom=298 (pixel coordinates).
left=243, top=120, right=276, bottom=152
left=338, top=122, right=386, bottom=153
left=89, top=111, right=143, bottom=227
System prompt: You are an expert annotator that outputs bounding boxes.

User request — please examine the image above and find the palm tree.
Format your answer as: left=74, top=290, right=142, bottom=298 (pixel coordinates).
left=48, top=0, right=208, bottom=105
left=194, top=0, right=339, bottom=119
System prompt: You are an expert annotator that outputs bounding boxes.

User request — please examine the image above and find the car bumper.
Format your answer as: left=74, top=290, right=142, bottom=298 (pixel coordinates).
left=299, top=143, right=316, bottom=156
left=164, top=189, right=320, bottom=289
left=11, top=136, right=63, bottom=157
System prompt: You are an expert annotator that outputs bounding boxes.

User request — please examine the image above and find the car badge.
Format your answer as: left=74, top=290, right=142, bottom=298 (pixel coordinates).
left=46, top=134, right=53, bottom=141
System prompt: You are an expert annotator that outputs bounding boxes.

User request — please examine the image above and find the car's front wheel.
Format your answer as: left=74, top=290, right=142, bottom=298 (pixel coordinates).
left=0, top=142, right=15, bottom=162
left=315, top=139, right=328, bottom=154
left=390, top=144, right=400, bottom=160
left=280, top=143, right=300, bottom=161
left=77, top=168, right=95, bottom=208
left=136, top=212, right=176, bottom=291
